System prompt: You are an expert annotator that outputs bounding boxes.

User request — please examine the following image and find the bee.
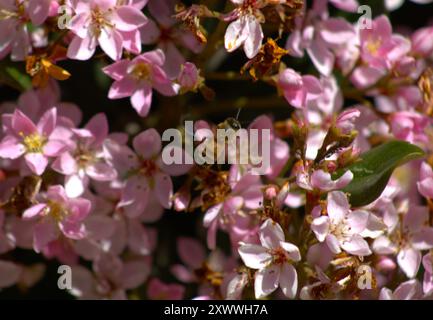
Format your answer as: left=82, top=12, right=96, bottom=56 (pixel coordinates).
left=0, top=176, right=42, bottom=215
left=216, top=117, right=242, bottom=131
left=213, top=110, right=244, bottom=165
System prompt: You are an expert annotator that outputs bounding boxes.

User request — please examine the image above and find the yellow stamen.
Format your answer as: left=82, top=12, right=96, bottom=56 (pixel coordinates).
left=21, top=133, right=47, bottom=153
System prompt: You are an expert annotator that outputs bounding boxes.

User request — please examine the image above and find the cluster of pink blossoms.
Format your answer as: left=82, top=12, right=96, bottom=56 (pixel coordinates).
left=0, top=0, right=433, bottom=300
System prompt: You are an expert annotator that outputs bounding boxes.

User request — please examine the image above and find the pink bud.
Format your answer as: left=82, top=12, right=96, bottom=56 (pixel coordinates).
left=178, top=62, right=200, bottom=91
left=411, top=26, right=433, bottom=58
left=48, top=1, right=60, bottom=17
left=336, top=108, right=361, bottom=134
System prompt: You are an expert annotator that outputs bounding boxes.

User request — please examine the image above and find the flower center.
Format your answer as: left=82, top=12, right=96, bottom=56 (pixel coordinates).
left=330, top=219, right=351, bottom=241
left=271, top=247, right=289, bottom=265
left=22, top=133, right=47, bottom=153
left=130, top=63, right=152, bottom=82
left=366, top=38, right=382, bottom=55
left=45, top=200, right=67, bottom=222
left=139, top=159, right=157, bottom=177
left=90, top=7, right=113, bottom=36
left=194, top=262, right=224, bottom=287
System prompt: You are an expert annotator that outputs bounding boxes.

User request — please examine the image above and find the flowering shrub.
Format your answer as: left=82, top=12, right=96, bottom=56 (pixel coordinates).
left=0, top=0, right=433, bottom=300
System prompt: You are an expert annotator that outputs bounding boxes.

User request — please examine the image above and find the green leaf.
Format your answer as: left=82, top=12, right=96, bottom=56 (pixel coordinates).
left=0, top=60, right=32, bottom=92
left=334, top=140, right=425, bottom=207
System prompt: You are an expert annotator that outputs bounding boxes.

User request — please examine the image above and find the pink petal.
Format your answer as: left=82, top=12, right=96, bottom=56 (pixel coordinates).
left=103, top=59, right=130, bottom=80
left=37, top=108, right=57, bottom=137
left=98, top=29, right=123, bottom=61
left=311, top=216, right=330, bottom=242
left=85, top=162, right=117, bottom=181
left=340, top=235, right=371, bottom=256
left=327, top=191, right=350, bottom=222
left=28, top=0, right=50, bottom=25
left=203, top=203, right=223, bottom=227
left=243, top=16, right=263, bottom=59
left=279, top=263, right=298, bottom=299
left=325, top=234, right=341, bottom=254
left=128, top=220, right=153, bottom=255
left=43, top=140, right=66, bottom=157
left=254, top=265, right=280, bottom=299
left=279, top=242, right=301, bottom=262
left=25, top=153, right=49, bottom=175
left=23, top=203, right=47, bottom=220
left=224, top=18, right=248, bottom=53
left=84, top=113, right=108, bottom=146
left=0, top=137, right=25, bottom=159
left=346, top=210, right=369, bottom=234
left=67, top=35, right=97, bottom=61
left=238, top=244, right=271, bottom=270
left=112, top=6, right=147, bottom=31
left=154, top=172, right=173, bottom=209
left=177, top=237, right=206, bottom=269
left=120, top=259, right=151, bottom=290
left=133, top=128, right=162, bottom=159
left=12, top=109, right=37, bottom=137
left=394, top=279, right=421, bottom=300
left=68, top=198, right=92, bottom=221
left=52, top=152, right=77, bottom=175
left=397, top=247, right=422, bottom=278
left=108, top=77, right=137, bottom=99
left=307, top=39, right=334, bottom=76
left=131, top=86, right=152, bottom=117
left=259, top=219, right=285, bottom=249
left=65, top=174, right=85, bottom=198
left=68, top=12, right=90, bottom=38
left=140, top=18, right=160, bottom=44
left=33, top=219, right=58, bottom=253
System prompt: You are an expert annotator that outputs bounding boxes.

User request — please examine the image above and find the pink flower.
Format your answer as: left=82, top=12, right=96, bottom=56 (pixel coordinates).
left=104, top=129, right=191, bottom=211
left=27, top=0, right=52, bottom=25
left=418, top=162, right=433, bottom=199
left=373, top=206, right=433, bottom=278
left=70, top=254, right=151, bottom=299
left=295, top=163, right=353, bottom=192
left=311, top=191, right=372, bottom=256
left=336, top=108, right=361, bottom=134
left=0, top=108, right=67, bottom=175
left=178, top=62, right=202, bottom=93
left=411, top=25, right=433, bottom=58
left=285, top=4, right=358, bottom=76
left=22, top=185, right=91, bottom=252
left=203, top=171, right=263, bottom=249
left=379, top=279, right=422, bottom=300
left=327, top=0, right=359, bottom=12
left=0, top=0, right=31, bottom=61
left=140, top=0, right=204, bottom=77
left=224, top=0, right=265, bottom=59
left=171, top=236, right=234, bottom=298
left=247, top=115, right=290, bottom=179
left=103, top=49, right=178, bottom=117
left=390, top=111, right=430, bottom=145
left=147, top=278, right=185, bottom=300
left=238, top=219, right=301, bottom=299
left=277, top=68, right=322, bottom=109
left=360, top=15, right=411, bottom=71
left=52, top=113, right=117, bottom=198
left=67, top=0, right=148, bottom=61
